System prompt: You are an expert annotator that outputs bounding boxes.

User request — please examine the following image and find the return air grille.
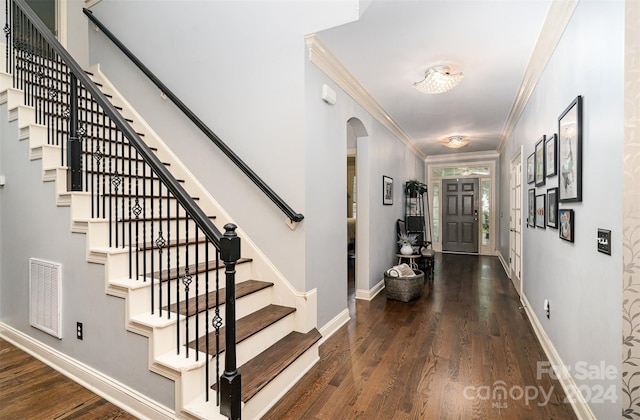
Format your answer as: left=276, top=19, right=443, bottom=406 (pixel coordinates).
left=29, top=258, right=62, bottom=339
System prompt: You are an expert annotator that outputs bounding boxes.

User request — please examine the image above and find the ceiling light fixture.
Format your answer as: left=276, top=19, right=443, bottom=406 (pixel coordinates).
left=413, top=65, right=464, bottom=94
left=444, top=135, right=469, bottom=149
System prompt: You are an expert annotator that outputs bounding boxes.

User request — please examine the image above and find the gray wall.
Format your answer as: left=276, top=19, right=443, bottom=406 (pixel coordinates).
left=86, top=0, right=425, bottom=330
left=0, top=103, right=174, bottom=408
left=498, top=1, right=623, bottom=418
left=304, top=61, right=425, bottom=325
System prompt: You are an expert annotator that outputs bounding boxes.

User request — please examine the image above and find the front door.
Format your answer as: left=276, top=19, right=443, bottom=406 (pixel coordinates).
left=510, top=153, right=523, bottom=295
left=442, top=178, right=478, bottom=253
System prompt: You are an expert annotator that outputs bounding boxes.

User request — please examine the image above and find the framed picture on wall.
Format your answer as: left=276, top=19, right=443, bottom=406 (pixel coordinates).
left=545, top=133, right=557, bottom=177
left=535, top=135, right=546, bottom=187
left=527, top=153, right=535, bottom=184
left=528, top=188, right=535, bottom=227
left=559, top=209, right=575, bottom=242
left=383, top=175, right=393, bottom=205
left=558, top=96, right=583, bottom=202
left=535, top=194, right=546, bottom=228
left=547, top=187, right=558, bottom=229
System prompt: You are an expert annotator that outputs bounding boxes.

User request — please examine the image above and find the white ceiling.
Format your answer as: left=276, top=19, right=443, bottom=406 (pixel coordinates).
left=317, top=0, right=553, bottom=157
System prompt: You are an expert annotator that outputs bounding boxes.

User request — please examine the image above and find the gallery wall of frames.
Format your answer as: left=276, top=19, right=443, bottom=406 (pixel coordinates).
left=525, top=95, right=609, bottom=252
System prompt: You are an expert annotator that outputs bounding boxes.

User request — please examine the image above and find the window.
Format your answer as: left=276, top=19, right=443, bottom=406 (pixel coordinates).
left=432, top=182, right=440, bottom=243
left=481, top=180, right=490, bottom=246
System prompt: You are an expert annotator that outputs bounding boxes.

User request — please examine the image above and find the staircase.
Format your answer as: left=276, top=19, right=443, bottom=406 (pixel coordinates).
left=1, top=1, right=319, bottom=419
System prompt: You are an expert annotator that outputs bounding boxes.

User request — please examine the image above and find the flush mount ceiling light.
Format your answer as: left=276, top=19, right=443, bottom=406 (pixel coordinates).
left=413, top=65, right=464, bottom=94
left=444, top=135, right=469, bottom=149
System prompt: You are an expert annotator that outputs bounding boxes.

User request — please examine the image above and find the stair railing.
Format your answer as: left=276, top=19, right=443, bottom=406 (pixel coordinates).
left=4, top=0, right=241, bottom=417
left=83, top=8, right=304, bottom=226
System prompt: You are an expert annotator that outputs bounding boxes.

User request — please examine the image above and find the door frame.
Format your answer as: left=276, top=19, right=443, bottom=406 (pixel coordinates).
left=509, top=146, right=524, bottom=296
left=426, top=158, right=497, bottom=255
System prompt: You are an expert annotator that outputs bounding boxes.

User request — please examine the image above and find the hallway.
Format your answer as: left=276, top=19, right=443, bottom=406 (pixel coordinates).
left=264, top=253, right=577, bottom=419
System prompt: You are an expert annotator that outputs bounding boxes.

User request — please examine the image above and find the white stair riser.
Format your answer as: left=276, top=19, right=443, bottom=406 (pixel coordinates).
left=86, top=218, right=218, bottom=249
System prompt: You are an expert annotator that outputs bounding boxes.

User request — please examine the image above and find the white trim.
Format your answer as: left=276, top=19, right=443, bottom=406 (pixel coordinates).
left=0, top=323, right=175, bottom=420
left=355, top=278, right=385, bottom=301
left=425, top=150, right=499, bottom=163
left=427, top=160, right=497, bottom=255
left=84, top=0, right=102, bottom=7
left=498, top=0, right=579, bottom=153
left=519, top=295, right=595, bottom=420
left=318, top=309, right=350, bottom=346
left=306, top=34, right=426, bottom=161
left=497, top=251, right=510, bottom=278
left=56, top=0, right=68, bottom=48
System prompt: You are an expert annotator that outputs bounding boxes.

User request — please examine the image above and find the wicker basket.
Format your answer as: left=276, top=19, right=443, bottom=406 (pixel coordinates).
left=384, top=269, right=425, bottom=302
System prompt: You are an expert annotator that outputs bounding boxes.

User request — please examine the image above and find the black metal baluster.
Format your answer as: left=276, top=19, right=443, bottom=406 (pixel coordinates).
left=157, top=183, right=164, bottom=317
left=133, top=149, right=141, bottom=280
left=108, top=122, right=113, bottom=247
left=68, top=73, right=82, bottom=192
left=142, top=161, right=147, bottom=282
left=4, top=0, right=9, bottom=74
left=120, top=132, right=125, bottom=246
left=128, top=133, right=133, bottom=278
left=150, top=166, right=155, bottom=314
left=166, top=188, right=171, bottom=318
left=205, top=243, right=210, bottom=402
left=213, top=248, right=221, bottom=405
left=175, top=199, right=180, bottom=352
left=182, top=216, right=191, bottom=357
left=101, top=118, right=107, bottom=219
left=194, top=227, right=199, bottom=362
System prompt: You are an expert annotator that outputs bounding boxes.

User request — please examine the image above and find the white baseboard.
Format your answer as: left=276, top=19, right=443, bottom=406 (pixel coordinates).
left=0, top=323, right=175, bottom=420
left=519, top=295, right=595, bottom=420
left=355, top=278, right=385, bottom=301
left=318, top=308, right=350, bottom=346
left=497, top=252, right=510, bottom=277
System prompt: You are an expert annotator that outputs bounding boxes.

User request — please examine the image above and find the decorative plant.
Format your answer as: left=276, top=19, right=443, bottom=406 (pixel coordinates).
left=397, top=232, right=418, bottom=247
left=405, top=180, right=428, bottom=196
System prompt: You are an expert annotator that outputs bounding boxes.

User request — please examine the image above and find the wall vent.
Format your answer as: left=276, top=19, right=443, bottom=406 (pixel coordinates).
left=29, top=258, right=62, bottom=339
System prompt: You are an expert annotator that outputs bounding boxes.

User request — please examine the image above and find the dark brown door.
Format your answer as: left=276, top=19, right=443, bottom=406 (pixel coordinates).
left=442, top=178, right=479, bottom=253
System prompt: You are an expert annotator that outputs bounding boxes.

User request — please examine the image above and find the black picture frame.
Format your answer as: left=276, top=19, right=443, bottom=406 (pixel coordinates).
left=559, top=209, right=575, bottom=242
left=547, top=188, right=558, bottom=229
left=528, top=188, right=535, bottom=227
left=535, top=135, right=546, bottom=187
left=535, top=194, right=546, bottom=228
left=383, top=175, right=393, bottom=205
left=545, top=133, right=557, bottom=178
left=527, top=153, right=535, bottom=184
left=558, top=96, right=583, bottom=202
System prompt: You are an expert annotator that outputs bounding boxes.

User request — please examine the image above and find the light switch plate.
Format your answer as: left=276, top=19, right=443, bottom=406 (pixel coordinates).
left=597, top=228, right=611, bottom=255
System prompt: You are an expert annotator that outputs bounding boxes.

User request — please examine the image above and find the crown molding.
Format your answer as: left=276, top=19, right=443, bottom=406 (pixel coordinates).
left=498, top=0, right=579, bottom=153
left=425, top=150, right=499, bottom=164
left=306, top=34, right=427, bottom=161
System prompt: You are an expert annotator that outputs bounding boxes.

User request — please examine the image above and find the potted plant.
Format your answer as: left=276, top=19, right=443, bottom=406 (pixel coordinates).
left=397, top=232, right=417, bottom=255
left=405, top=180, right=427, bottom=197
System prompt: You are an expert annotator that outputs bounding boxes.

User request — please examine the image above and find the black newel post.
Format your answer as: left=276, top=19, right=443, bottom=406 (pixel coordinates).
left=219, top=223, right=241, bottom=419
left=68, top=73, right=82, bottom=191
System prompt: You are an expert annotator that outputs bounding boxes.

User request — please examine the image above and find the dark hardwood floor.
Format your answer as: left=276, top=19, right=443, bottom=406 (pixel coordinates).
left=0, top=254, right=577, bottom=419
left=0, top=338, right=136, bottom=420
left=264, top=253, right=578, bottom=419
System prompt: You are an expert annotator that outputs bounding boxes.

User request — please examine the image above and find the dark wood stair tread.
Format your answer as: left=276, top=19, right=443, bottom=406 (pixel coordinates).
left=166, top=279, right=273, bottom=316
left=147, top=257, right=253, bottom=282
left=189, top=304, right=296, bottom=355
left=212, top=329, right=322, bottom=403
